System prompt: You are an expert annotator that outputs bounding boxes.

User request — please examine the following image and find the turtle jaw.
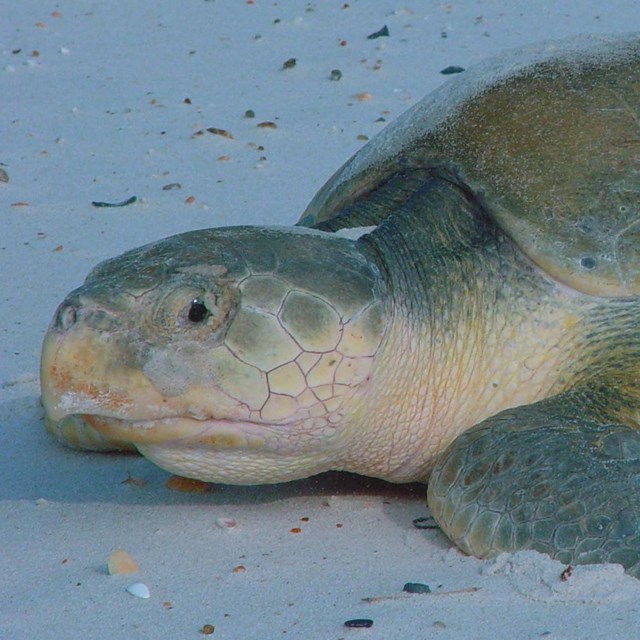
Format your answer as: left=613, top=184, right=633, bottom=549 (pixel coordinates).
left=79, top=414, right=341, bottom=484
left=40, top=322, right=346, bottom=481
left=40, top=321, right=255, bottom=452
left=79, top=414, right=266, bottom=449
left=45, top=408, right=345, bottom=484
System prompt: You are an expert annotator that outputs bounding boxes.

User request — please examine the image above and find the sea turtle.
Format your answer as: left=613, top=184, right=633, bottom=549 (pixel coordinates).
left=41, top=34, right=640, bottom=576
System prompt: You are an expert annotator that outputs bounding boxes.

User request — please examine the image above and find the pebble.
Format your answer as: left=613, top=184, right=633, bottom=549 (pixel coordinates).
left=412, top=516, right=438, bottom=530
left=403, top=582, right=431, bottom=594
left=440, top=65, right=465, bottom=75
left=126, top=582, right=150, bottom=599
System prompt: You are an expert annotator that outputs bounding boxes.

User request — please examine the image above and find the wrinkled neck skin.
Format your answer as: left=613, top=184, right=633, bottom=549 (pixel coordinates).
left=338, top=176, right=640, bottom=482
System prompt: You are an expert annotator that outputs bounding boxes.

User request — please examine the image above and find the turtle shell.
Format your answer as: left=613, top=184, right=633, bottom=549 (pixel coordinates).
left=301, top=34, right=640, bottom=298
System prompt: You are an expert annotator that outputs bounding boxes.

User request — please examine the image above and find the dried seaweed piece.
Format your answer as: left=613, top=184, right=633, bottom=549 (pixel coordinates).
left=344, top=619, right=373, bottom=628
left=91, top=196, right=137, bottom=208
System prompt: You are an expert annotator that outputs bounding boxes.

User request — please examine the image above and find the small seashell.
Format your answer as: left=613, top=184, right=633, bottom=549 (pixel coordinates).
left=215, top=517, right=237, bottom=529
left=126, top=582, right=150, bottom=599
left=107, top=549, right=139, bottom=575
left=367, top=25, right=389, bottom=39
left=206, top=127, right=233, bottom=139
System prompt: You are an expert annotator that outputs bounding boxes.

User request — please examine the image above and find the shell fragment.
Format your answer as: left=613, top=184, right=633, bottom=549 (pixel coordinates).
left=107, top=549, right=139, bottom=575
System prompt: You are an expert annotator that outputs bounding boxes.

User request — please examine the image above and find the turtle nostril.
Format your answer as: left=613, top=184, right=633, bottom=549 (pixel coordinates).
left=55, top=302, right=78, bottom=331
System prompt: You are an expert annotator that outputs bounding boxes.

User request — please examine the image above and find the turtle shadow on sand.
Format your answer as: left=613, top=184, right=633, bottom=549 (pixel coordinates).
left=0, top=396, right=428, bottom=516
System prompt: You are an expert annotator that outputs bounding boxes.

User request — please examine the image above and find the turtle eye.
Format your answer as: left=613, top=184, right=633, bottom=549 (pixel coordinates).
left=188, top=298, right=210, bottom=323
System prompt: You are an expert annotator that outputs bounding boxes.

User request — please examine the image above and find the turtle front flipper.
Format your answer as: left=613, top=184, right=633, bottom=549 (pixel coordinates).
left=427, top=389, right=640, bottom=577
left=297, top=165, right=443, bottom=232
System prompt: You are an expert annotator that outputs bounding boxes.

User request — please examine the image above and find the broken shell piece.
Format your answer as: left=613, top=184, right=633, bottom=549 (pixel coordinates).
left=126, top=582, right=151, bottom=599
left=107, top=549, right=139, bottom=575
left=166, top=475, right=211, bottom=493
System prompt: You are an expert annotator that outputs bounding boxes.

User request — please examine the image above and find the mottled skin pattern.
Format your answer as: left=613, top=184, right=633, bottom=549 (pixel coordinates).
left=41, top=35, right=640, bottom=577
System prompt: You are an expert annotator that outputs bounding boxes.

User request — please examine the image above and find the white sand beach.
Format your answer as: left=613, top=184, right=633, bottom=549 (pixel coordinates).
left=3, top=2, right=640, bottom=638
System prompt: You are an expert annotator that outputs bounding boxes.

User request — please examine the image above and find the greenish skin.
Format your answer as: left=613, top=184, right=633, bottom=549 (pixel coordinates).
left=41, top=35, right=640, bottom=576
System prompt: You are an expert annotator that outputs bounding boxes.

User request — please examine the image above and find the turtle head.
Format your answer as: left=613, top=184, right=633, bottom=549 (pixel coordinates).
left=41, top=227, right=386, bottom=484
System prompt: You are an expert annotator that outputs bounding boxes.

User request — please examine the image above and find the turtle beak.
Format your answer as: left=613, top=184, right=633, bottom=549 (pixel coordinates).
left=40, top=306, right=129, bottom=424
left=41, top=290, right=185, bottom=452
left=40, top=296, right=167, bottom=432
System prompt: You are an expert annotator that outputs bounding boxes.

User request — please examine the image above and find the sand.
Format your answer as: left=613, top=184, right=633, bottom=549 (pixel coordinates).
left=3, top=2, right=640, bottom=638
